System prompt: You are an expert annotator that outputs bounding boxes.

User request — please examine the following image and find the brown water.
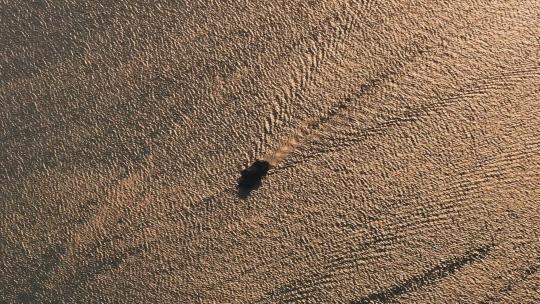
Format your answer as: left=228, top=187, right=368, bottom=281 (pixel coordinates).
left=1, top=1, right=539, bottom=303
